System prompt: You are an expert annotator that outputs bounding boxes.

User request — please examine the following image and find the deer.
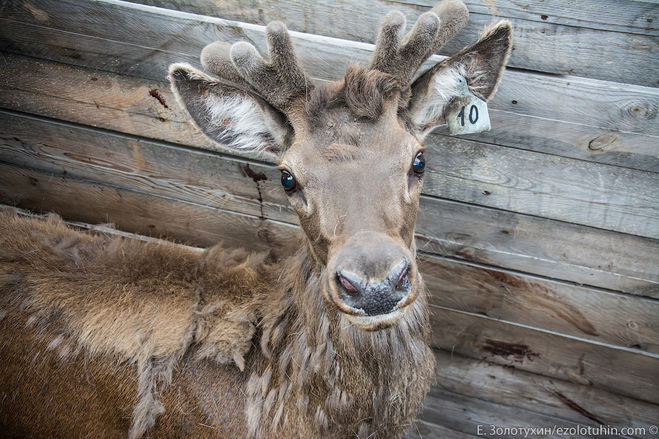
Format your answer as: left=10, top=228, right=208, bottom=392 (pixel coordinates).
left=0, top=1, right=511, bottom=437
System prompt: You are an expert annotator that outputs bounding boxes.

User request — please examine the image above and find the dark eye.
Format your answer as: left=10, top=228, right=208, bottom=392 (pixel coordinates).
left=281, top=170, right=297, bottom=191
left=413, top=152, right=426, bottom=174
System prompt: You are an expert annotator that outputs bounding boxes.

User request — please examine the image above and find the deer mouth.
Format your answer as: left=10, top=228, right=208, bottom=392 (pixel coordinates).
left=343, top=307, right=409, bottom=331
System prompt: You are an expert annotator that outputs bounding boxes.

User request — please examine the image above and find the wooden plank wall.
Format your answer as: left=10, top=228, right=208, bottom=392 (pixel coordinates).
left=0, top=0, right=657, bottom=436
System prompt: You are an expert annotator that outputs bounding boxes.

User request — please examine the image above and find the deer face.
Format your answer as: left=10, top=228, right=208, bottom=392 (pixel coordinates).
left=278, top=87, right=423, bottom=329
left=169, top=0, right=512, bottom=330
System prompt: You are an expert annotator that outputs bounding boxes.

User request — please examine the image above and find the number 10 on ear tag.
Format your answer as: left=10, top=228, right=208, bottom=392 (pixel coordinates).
left=446, top=80, right=491, bottom=135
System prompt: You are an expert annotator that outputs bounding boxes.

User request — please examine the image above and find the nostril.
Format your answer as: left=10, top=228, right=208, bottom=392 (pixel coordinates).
left=395, top=265, right=409, bottom=289
left=338, top=274, right=359, bottom=296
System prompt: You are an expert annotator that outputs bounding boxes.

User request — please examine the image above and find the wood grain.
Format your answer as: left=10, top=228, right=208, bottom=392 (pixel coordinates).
left=2, top=53, right=656, bottom=174
left=404, top=419, right=479, bottom=439
left=416, top=197, right=659, bottom=299
left=0, top=0, right=657, bottom=171
left=431, top=350, right=659, bottom=431
left=122, top=0, right=659, bottom=86
left=0, top=112, right=294, bottom=223
left=420, top=254, right=659, bottom=353
left=2, top=109, right=657, bottom=297
left=429, top=305, right=659, bottom=405
left=423, top=133, right=659, bottom=239
left=418, top=388, right=585, bottom=437
left=0, top=163, right=299, bottom=253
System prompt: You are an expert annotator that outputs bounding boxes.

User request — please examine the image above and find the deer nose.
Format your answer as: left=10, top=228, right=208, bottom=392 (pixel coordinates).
left=335, top=258, right=411, bottom=316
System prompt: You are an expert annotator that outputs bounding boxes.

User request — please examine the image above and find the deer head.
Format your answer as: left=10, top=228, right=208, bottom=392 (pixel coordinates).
left=169, top=0, right=512, bottom=331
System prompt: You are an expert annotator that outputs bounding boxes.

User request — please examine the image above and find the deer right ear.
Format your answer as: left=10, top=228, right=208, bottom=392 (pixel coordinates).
left=407, top=20, right=512, bottom=139
left=169, top=63, right=292, bottom=153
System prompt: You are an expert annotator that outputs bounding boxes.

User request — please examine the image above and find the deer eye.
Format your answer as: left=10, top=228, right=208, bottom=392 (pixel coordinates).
left=412, top=152, right=426, bottom=174
left=281, top=170, right=297, bottom=191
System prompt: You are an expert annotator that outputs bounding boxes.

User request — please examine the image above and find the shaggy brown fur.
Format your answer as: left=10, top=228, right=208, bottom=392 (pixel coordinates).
left=0, top=209, right=434, bottom=438
left=305, top=65, right=400, bottom=128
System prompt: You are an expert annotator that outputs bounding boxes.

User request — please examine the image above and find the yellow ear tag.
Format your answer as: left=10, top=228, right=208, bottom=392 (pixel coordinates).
left=446, top=77, right=491, bottom=135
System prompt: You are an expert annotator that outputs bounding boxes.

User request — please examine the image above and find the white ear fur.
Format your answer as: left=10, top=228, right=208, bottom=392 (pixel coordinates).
left=202, top=92, right=284, bottom=152
left=168, top=63, right=290, bottom=153
left=409, top=64, right=476, bottom=138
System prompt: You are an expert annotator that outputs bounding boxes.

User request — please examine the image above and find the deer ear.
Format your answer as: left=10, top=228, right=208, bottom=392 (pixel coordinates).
left=169, top=63, right=292, bottom=153
left=407, top=20, right=512, bottom=139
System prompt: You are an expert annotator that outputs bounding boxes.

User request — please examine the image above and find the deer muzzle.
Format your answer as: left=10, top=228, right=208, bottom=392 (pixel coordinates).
left=326, top=231, right=418, bottom=330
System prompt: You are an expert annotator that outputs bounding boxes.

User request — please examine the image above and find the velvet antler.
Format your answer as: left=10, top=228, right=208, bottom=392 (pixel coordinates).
left=370, top=0, right=469, bottom=86
left=200, top=22, right=312, bottom=113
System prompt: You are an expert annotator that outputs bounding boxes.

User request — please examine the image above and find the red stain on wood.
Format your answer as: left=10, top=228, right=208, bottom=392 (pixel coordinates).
left=483, top=339, right=539, bottom=362
left=548, top=390, right=604, bottom=425
left=243, top=165, right=268, bottom=220
left=149, top=89, right=169, bottom=109
left=487, top=269, right=525, bottom=289
left=243, top=164, right=267, bottom=183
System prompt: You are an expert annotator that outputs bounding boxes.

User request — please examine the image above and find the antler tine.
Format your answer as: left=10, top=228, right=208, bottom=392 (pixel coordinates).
left=201, top=41, right=254, bottom=90
left=370, top=0, right=469, bottom=86
left=229, top=22, right=312, bottom=112
left=371, top=11, right=440, bottom=86
left=370, top=11, right=407, bottom=74
left=427, top=0, right=470, bottom=55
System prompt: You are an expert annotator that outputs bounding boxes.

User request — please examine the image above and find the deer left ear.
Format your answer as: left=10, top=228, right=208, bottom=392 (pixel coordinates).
left=407, top=20, right=512, bottom=139
left=169, top=63, right=292, bottom=154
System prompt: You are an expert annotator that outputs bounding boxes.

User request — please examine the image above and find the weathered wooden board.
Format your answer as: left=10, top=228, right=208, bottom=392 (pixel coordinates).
left=430, top=305, right=659, bottom=405
left=431, top=350, right=659, bottom=431
left=425, top=134, right=659, bottom=239
left=2, top=163, right=657, bottom=405
left=404, top=419, right=478, bottom=439
left=0, top=113, right=294, bottom=223
left=418, top=388, right=586, bottom=437
left=416, top=199, right=659, bottom=299
left=124, top=0, right=659, bottom=87
left=400, top=0, right=659, bottom=34
left=1, top=0, right=657, bottom=173
left=419, top=255, right=659, bottom=353
left=0, top=163, right=299, bottom=253
left=2, top=109, right=657, bottom=297
left=2, top=54, right=657, bottom=175
left=0, top=54, right=232, bottom=158
left=123, top=0, right=659, bottom=36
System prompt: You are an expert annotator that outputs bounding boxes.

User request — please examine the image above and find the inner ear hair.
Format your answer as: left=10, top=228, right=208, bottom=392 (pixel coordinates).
left=406, top=20, right=512, bottom=137
left=169, top=63, right=291, bottom=153
left=431, top=20, right=513, bottom=101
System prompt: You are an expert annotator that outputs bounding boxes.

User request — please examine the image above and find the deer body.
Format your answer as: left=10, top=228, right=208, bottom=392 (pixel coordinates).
left=0, top=2, right=511, bottom=437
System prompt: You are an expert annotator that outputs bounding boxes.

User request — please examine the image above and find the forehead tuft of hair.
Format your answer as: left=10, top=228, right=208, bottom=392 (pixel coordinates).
left=305, top=65, right=400, bottom=128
